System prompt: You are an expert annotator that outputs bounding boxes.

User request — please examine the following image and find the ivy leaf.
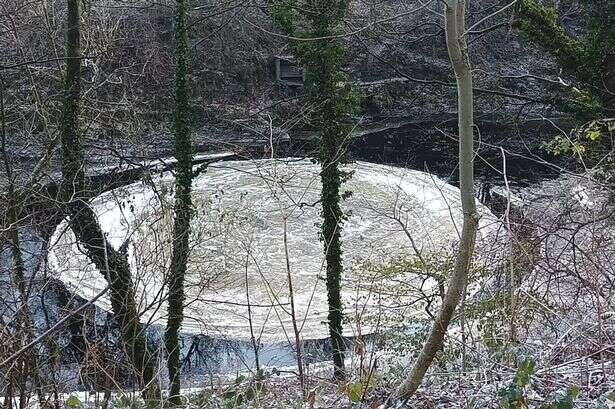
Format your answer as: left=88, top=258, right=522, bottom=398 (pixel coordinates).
left=586, top=129, right=602, bottom=141
left=66, top=395, right=83, bottom=409
left=514, top=358, right=536, bottom=388
left=552, top=386, right=581, bottom=409
left=347, top=382, right=364, bottom=403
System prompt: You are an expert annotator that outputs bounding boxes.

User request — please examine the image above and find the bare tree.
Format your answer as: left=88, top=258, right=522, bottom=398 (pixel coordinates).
left=59, top=0, right=160, bottom=399
left=395, top=0, right=479, bottom=400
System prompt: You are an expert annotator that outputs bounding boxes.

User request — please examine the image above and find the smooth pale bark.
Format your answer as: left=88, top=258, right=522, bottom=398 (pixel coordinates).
left=395, top=0, right=479, bottom=400
left=60, top=0, right=160, bottom=399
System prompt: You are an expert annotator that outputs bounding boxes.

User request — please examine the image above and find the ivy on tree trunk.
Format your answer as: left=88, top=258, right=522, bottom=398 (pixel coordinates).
left=515, top=0, right=615, bottom=184
left=515, top=0, right=614, bottom=116
left=271, top=0, right=358, bottom=380
left=60, top=0, right=160, bottom=399
left=164, top=0, right=194, bottom=403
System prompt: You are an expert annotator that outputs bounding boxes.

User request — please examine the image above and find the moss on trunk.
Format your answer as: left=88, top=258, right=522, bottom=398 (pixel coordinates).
left=271, top=0, right=357, bottom=380
left=515, top=0, right=614, bottom=116
left=164, top=0, right=195, bottom=403
left=60, top=0, right=160, bottom=399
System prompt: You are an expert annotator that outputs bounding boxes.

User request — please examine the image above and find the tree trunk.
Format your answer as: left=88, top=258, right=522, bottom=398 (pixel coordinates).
left=164, top=0, right=193, bottom=403
left=60, top=0, right=160, bottom=399
left=602, top=2, right=615, bottom=112
left=311, top=1, right=354, bottom=381
left=320, top=157, right=347, bottom=379
left=270, top=0, right=356, bottom=379
left=516, top=0, right=613, bottom=116
left=395, top=0, right=478, bottom=399
left=283, top=218, right=305, bottom=394
left=7, top=199, right=45, bottom=404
